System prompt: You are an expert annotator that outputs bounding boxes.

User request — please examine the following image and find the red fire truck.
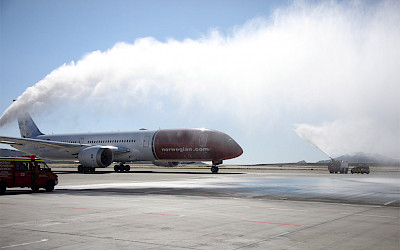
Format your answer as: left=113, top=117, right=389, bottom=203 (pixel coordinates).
left=0, top=155, right=58, bottom=194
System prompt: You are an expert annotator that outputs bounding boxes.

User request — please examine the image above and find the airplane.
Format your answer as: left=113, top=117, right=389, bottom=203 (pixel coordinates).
left=0, top=113, right=243, bottom=173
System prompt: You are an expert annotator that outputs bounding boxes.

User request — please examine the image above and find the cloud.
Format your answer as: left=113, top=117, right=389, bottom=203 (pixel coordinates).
left=1, top=0, right=399, bottom=159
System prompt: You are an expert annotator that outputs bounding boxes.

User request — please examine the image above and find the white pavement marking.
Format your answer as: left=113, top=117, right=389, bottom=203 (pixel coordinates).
left=340, top=213, right=398, bottom=218
left=269, top=231, right=291, bottom=239
left=269, top=207, right=314, bottom=212
left=0, top=239, right=48, bottom=249
left=384, top=200, right=397, bottom=206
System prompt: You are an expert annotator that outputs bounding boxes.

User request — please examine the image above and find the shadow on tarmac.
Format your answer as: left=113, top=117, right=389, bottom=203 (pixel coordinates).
left=2, top=190, right=51, bottom=195
left=49, top=187, right=400, bottom=207
left=54, top=170, right=245, bottom=175
left=55, top=187, right=242, bottom=199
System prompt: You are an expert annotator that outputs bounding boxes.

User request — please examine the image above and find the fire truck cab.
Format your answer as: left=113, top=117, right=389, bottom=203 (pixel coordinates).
left=0, top=156, right=58, bottom=194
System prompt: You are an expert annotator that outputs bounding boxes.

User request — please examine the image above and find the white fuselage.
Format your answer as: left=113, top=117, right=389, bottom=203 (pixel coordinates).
left=13, top=130, right=158, bottom=162
left=2, top=113, right=243, bottom=172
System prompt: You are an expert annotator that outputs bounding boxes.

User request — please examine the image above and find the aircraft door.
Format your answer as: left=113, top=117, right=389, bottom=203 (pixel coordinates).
left=143, top=136, right=150, bottom=147
left=199, top=134, right=208, bottom=147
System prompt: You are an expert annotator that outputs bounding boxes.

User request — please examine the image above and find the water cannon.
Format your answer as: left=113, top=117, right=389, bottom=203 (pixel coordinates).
left=305, top=140, right=332, bottom=161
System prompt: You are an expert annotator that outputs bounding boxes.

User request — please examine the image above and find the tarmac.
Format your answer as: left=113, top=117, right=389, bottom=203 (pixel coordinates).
left=0, top=166, right=399, bottom=249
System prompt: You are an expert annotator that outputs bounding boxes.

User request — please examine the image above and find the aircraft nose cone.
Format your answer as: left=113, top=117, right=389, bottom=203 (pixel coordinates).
left=222, top=135, right=243, bottom=160
left=229, top=138, right=243, bottom=158
left=202, top=130, right=243, bottom=161
left=235, top=142, right=243, bottom=157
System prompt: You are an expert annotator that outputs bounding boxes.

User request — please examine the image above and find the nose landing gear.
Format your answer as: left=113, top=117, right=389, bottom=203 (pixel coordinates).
left=211, top=160, right=223, bottom=173
left=211, top=165, right=219, bottom=173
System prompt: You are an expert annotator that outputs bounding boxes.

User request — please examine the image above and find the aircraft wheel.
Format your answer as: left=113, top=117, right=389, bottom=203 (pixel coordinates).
left=78, top=165, right=83, bottom=173
left=211, top=166, right=219, bottom=173
left=124, top=165, right=130, bottom=172
left=88, top=167, right=95, bottom=173
left=81, top=167, right=94, bottom=173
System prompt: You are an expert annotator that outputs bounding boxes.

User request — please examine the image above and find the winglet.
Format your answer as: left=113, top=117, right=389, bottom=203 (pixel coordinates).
left=18, top=113, right=44, bottom=138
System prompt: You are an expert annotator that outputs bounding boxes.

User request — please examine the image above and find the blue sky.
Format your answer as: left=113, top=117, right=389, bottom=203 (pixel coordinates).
left=1, top=0, right=399, bottom=164
left=0, top=0, right=285, bottom=117
left=1, top=0, right=283, bottom=91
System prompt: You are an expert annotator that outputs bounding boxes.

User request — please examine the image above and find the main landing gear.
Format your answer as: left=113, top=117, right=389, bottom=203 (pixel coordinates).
left=211, top=160, right=223, bottom=174
left=78, top=165, right=95, bottom=173
left=114, top=163, right=130, bottom=172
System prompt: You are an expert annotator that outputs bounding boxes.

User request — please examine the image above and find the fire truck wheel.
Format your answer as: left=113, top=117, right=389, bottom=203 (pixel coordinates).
left=45, top=181, right=55, bottom=192
left=0, top=182, right=6, bottom=195
left=31, top=187, right=39, bottom=192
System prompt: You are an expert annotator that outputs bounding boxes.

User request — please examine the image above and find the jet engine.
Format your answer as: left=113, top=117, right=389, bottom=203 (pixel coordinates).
left=152, top=161, right=179, bottom=167
left=78, top=146, right=113, bottom=168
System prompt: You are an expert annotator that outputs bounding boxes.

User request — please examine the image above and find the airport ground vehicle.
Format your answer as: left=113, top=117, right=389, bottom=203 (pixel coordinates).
left=0, top=155, right=58, bottom=194
left=351, top=164, right=370, bottom=174
left=328, top=159, right=348, bottom=174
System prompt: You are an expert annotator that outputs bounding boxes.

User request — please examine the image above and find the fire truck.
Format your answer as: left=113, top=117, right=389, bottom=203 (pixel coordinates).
left=328, top=158, right=349, bottom=174
left=0, top=155, right=58, bottom=194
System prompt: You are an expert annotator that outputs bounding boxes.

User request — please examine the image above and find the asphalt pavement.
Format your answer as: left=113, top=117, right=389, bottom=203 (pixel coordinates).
left=0, top=167, right=399, bottom=249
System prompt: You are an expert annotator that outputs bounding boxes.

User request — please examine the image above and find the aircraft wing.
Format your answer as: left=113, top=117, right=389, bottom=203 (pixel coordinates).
left=0, top=136, right=130, bottom=155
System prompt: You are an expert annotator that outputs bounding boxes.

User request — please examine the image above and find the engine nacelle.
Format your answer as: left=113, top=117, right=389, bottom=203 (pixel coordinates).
left=78, top=146, right=113, bottom=168
left=152, top=161, right=179, bottom=167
